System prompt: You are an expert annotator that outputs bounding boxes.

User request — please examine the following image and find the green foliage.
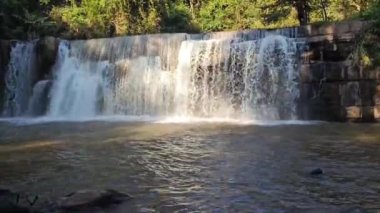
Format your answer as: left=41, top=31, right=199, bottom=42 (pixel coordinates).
left=1, top=0, right=380, bottom=39
left=13, top=9, right=55, bottom=39
left=198, top=0, right=294, bottom=31
left=162, top=2, right=198, bottom=33
left=0, top=0, right=56, bottom=39
left=361, top=0, right=380, bottom=29
left=354, top=1, right=380, bottom=69
left=199, top=0, right=232, bottom=31
left=355, top=33, right=380, bottom=70
left=50, top=0, right=165, bottom=37
left=50, top=0, right=111, bottom=38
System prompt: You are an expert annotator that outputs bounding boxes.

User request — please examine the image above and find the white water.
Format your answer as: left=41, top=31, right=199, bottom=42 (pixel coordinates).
left=249, top=35, right=299, bottom=119
left=2, top=42, right=37, bottom=116
left=2, top=31, right=304, bottom=122
left=111, top=56, right=174, bottom=115
left=48, top=41, right=111, bottom=118
left=0, top=116, right=321, bottom=126
left=172, top=35, right=299, bottom=119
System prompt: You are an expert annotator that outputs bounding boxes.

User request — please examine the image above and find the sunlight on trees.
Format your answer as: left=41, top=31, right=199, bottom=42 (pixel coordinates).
left=0, top=0, right=378, bottom=39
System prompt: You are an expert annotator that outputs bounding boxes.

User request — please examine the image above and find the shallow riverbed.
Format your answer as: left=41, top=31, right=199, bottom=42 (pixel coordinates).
left=0, top=120, right=379, bottom=212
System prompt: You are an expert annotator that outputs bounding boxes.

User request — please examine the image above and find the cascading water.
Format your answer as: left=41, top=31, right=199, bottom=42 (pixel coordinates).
left=2, top=42, right=37, bottom=117
left=112, top=57, right=174, bottom=115
left=48, top=41, right=112, bottom=118
left=172, top=35, right=300, bottom=119
left=245, top=35, right=299, bottom=119
left=48, top=35, right=187, bottom=118
left=2, top=29, right=304, bottom=121
left=174, top=39, right=234, bottom=117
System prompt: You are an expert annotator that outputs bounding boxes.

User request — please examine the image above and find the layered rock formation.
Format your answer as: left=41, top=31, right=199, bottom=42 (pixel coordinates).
left=298, top=21, right=379, bottom=121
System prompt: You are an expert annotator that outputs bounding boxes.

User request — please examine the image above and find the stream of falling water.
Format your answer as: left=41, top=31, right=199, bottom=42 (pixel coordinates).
left=2, top=42, right=37, bottom=117
left=2, top=31, right=303, bottom=121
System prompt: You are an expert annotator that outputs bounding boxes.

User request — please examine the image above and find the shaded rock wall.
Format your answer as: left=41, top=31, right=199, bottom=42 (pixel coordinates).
left=298, top=21, right=379, bottom=122
left=0, top=40, right=11, bottom=112
left=36, top=37, right=60, bottom=81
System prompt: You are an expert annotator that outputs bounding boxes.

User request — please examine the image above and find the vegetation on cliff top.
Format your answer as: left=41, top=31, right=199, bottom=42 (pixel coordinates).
left=0, top=0, right=379, bottom=39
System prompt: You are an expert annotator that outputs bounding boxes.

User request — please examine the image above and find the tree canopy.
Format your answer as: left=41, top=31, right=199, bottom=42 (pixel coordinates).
left=0, top=0, right=378, bottom=39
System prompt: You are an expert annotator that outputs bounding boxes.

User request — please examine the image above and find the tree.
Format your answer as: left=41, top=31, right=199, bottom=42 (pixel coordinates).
left=263, top=0, right=311, bottom=25
left=1, top=0, right=380, bottom=39
left=199, top=0, right=262, bottom=31
left=292, top=0, right=310, bottom=25
left=0, top=0, right=56, bottom=39
left=318, top=0, right=329, bottom=21
left=13, top=9, right=54, bottom=39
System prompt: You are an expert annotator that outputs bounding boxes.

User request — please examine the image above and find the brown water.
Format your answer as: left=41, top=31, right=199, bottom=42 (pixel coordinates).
left=0, top=120, right=379, bottom=212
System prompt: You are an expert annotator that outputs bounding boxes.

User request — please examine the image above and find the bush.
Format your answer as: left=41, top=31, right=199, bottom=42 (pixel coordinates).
left=162, top=2, right=198, bottom=33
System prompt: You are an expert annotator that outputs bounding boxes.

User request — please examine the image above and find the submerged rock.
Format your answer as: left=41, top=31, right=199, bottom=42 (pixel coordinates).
left=0, top=188, right=30, bottom=213
left=57, top=189, right=132, bottom=211
left=310, top=168, right=323, bottom=176
left=0, top=188, right=12, bottom=196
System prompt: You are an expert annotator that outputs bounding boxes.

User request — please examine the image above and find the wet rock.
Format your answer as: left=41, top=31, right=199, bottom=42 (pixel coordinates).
left=361, top=106, right=375, bottom=122
left=28, top=80, right=52, bottom=116
left=358, top=81, right=376, bottom=106
left=36, top=37, right=59, bottom=81
left=374, top=106, right=380, bottom=120
left=345, top=106, right=362, bottom=120
left=310, top=168, right=323, bottom=176
left=0, top=188, right=12, bottom=196
left=300, top=62, right=350, bottom=83
left=340, top=82, right=361, bottom=106
left=319, top=83, right=341, bottom=106
left=0, top=40, right=11, bottom=112
left=57, top=189, right=132, bottom=211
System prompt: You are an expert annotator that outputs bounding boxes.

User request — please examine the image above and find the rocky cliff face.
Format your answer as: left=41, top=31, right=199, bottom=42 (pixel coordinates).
left=297, top=21, right=379, bottom=122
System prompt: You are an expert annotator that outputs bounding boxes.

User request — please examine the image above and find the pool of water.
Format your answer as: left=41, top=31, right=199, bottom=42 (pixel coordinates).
left=0, top=120, right=379, bottom=212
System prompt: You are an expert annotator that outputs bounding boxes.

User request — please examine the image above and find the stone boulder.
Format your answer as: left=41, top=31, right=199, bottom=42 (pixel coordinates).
left=57, top=189, right=132, bottom=212
left=310, top=168, right=323, bottom=176
left=0, top=188, right=33, bottom=213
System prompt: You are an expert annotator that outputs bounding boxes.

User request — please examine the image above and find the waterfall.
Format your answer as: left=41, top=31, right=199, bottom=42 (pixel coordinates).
left=174, top=39, right=235, bottom=118
left=112, top=57, right=174, bottom=115
left=48, top=34, right=188, bottom=118
left=170, top=35, right=299, bottom=119
left=2, top=42, right=37, bottom=116
left=2, top=30, right=304, bottom=120
left=253, top=35, right=299, bottom=119
left=48, top=41, right=112, bottom=118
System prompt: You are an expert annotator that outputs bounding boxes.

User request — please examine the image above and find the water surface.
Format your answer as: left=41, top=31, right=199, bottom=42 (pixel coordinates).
left=0, top=120, right=379, bottom=212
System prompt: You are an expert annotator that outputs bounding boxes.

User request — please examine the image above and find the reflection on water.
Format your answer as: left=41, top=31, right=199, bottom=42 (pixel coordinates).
left=0, top=121, right=379, bottom=212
